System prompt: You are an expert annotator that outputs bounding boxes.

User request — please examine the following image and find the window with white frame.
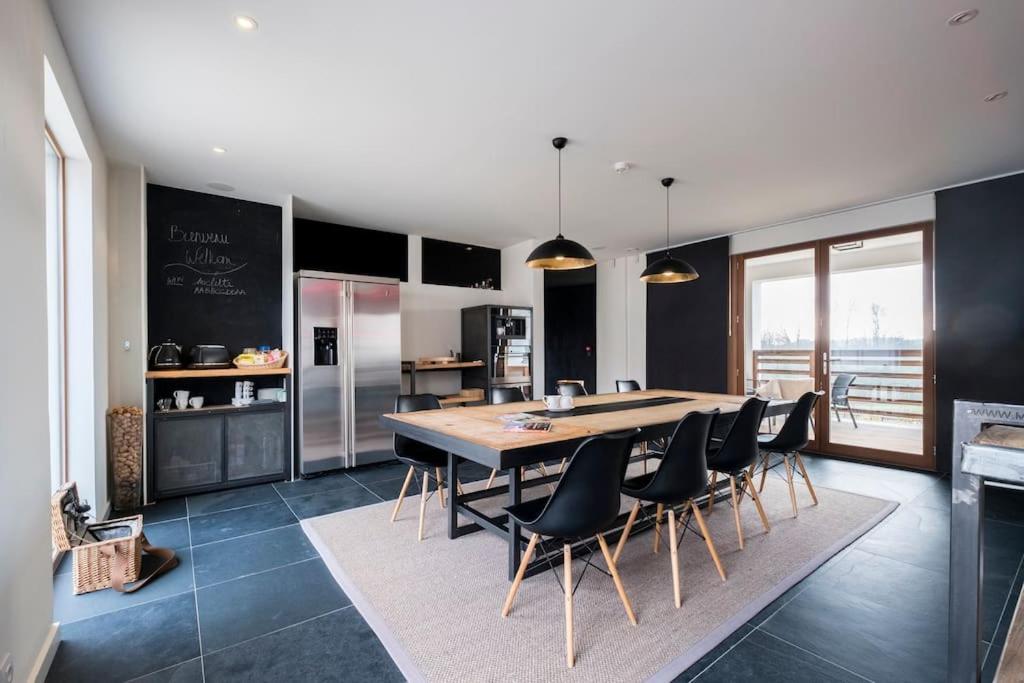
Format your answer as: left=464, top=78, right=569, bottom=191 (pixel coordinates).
left=45, top=128, right=68, bottom=494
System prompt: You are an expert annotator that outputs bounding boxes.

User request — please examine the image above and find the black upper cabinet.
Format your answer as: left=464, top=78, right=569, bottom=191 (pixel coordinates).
left=293, top=218, right=408, bottom=281
left=421, top=237, right=501, bottom=290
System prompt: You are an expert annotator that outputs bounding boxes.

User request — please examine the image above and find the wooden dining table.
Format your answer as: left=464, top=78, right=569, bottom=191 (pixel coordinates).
left=380, top=389, right=794, bottom=580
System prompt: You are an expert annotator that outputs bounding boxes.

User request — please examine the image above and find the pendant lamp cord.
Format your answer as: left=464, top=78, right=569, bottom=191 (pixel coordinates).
left=557, top=146, right=563, bottom=238
left=665, top=184, right=671, bottom=255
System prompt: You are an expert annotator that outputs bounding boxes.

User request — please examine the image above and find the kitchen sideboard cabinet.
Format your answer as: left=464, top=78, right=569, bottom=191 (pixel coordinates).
left=144, top=368, right=292, bottom=501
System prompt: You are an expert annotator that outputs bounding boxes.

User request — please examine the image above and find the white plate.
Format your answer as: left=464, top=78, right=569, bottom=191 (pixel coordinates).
left=544, top=405, right=574, bottom=412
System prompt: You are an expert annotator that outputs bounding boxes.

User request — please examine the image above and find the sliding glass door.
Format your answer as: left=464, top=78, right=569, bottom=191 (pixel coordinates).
left=731, top=223, right=934, bottom=470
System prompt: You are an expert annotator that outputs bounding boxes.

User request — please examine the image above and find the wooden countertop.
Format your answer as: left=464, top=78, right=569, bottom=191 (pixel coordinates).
left=145, top=367, right=291, bottom=379
left=401, top=360, right=485, bottom=372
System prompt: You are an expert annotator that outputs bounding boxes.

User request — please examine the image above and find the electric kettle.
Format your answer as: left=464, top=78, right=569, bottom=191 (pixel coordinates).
left=148, top=340, right=183, bottom=369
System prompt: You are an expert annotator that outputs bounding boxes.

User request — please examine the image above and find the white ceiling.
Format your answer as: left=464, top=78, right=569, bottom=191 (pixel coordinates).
left=50, top=0, right=1024, bottom=255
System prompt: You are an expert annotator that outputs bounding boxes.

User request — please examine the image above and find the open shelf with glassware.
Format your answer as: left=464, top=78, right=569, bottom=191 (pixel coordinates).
left=144, top=367, right=292, bottom=502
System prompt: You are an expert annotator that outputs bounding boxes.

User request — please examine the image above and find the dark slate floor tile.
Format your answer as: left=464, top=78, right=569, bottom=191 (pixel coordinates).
left=55, top=553, right=72, bottom=575
left=143, top=518, right=191, bottom=550
left=197, top=558, right=349, bottom=652
left=129, top=657, right=204, bottom=682
left=202, top=607, right=403, bottom=682
left=188, top=501, right=296, bottom=546
left=760, top=550, right=948, bottom=682
left=284, top=484, right=382, bottom=520
left=908, top=476, right=951, bottom=512
left=856, top=504, right=950, bottom=572
left=797, top=456, right=938, bottom=503
left=119, top=496, right=188, bottom=524
left=985, top=485, right=1024, bottom=526
left=53, top=549, right=194, bottom=624
left=689, top=628, right=864, bottom=682
left=273, top=470, right=362, bottom=499
left=363, top=474, right=416, bottom=501
left=344, top=459, right=406, bottom=484
left=187, top=484, right=282, bottom=517
left=674, top=624, right=754, bottom=682
left=47, top=592, right=200, bottom=683
left=192, top=524, right=318, bottom=588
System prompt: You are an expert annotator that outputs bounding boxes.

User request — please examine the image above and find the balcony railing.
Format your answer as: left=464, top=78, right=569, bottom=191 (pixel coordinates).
left=751, top=347, right=923, bottom=421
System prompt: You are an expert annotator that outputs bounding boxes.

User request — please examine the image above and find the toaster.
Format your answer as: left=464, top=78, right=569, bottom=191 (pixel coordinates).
left=187, top=344, right=233, bottom=369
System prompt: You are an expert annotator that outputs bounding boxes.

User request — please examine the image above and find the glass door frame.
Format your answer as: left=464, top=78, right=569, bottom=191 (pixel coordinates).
left=729, top=221, right=936, bottom=471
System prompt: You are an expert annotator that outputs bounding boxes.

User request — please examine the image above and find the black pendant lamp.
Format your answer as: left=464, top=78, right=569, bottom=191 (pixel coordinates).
left=525, top=137, right=596, bottom=270
left=640, top=177, right=699, bottom=284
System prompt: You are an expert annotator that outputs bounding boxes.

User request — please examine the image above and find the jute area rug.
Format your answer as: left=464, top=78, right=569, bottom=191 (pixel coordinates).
left=302, top=467, right=895, bottom=682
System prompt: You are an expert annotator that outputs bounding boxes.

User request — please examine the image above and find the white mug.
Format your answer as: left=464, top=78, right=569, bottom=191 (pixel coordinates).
left=189, top=396, right=204, bottom=409
left=543, top=395, right=561, bottom=410
left=559, top=395, right=574, bottom=410
left=173, top=390, right=189, bottom=410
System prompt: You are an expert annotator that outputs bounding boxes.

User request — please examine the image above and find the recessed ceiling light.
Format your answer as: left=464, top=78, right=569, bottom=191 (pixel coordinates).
left=234, top=15, right=258, bottom=31
left=207, top=182, right=235, bottom=192
left=984, top=90, right=1008, bottom=102
left=947, top=9, right=979, bottom=26
left=212, top=146, right=227, bottom=154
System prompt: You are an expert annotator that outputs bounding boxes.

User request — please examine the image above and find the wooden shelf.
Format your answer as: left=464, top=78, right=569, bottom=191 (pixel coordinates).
left=152, top=401, right=287, bottom=418
left=146, top=367, right=291, bottom=379
left=401, top=360, right=484, bottom=372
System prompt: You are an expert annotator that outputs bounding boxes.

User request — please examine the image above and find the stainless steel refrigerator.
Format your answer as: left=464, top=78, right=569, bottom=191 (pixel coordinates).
left=295, top=271, right=401, bottom=475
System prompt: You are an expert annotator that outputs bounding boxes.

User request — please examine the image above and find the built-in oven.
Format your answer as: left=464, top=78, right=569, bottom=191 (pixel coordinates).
left=494, top=314, right=528, bottom=341
left=492, top=346, right=531, bottom=385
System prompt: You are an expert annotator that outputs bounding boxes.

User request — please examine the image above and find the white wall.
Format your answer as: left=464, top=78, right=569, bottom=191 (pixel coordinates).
left=42, top=1, right=110, bottom=518
left=596, top=255, right=647, bottom=393
left=0, top=2, right=54, bottom=679
left=400, top=237, right=539, bottom=397
left=729, top=194, right=935, bottom=254
left=107, top=164, right=146, bottom=407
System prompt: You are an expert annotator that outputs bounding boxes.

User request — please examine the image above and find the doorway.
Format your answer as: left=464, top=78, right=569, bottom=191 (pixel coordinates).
left=544, top=266, right=596, bottom=395
left=730, top=222, right=935, bottom=470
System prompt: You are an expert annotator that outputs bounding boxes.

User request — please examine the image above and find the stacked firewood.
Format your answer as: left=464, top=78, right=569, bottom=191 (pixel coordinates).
left=108, top=406, right=143, bottom=510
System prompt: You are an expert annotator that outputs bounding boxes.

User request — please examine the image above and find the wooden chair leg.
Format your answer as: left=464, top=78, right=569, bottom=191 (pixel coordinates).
left=390, top=466, right=415, bottom=522
left=668, top=509, right=681, bottom=608
left=707, top=471, right=718, bottom=513
left=435, top=467, right=446, bottom=509
left=729, top=476, right=744, bottom=550
left=690, top=500, right=726, bottom=580
left=485, top=468, right=498, bottom=489
left=743, top=470, right=771, bottom=533
left=418, top=471, right=429, bottom=541
left=654, top=503, right=664, bottom=554
left=456, top=479, right=464, bottom=497
left=613, top=500, right=641, bottom=563
left=502, top=533, right=540, bottom=617
left=784, top=455, right=798, bottom=517
left=794, top=453, right=818, bottom=505
left=564, top=544, right=575, bottom=668
left=758, top=453, right=770, bottom=492
left=558, top=458, right=568, bottom=474
left=596, top=534, right=638, bottom=625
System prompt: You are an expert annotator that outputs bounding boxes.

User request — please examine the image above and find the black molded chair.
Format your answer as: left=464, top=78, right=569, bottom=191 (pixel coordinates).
left=616, top=379, right=641, bottom=393
left=557, top=381, right=587, bottom=397
left=390, top=394, right=458, bottom=541
left=705, top=397, right=771, bottom=549
left=756, top=391, right=823, bottom=517
left=831, top=373, right=858, bottom=428
left=501, top=430, right=639, bottom=668
left=614, top=410, right=726, bottom=607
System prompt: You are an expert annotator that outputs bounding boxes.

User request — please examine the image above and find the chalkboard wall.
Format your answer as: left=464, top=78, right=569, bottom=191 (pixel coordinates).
left=935, top=172, right=1024, bottom=473
left=646, top=237, right=730, bottom=393
left=147, top=185, right=282, bottom=357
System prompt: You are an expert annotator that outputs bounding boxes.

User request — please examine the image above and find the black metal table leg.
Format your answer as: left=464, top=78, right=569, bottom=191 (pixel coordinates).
left=447, top=452, right=459, bottom=539
left=507, top=465, right=522, bottom=580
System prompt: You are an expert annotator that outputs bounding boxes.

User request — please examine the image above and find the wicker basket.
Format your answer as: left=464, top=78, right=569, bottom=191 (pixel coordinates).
left=233, top=350, right=288, bottom=369
left=51, top=482, right=143, bottom=594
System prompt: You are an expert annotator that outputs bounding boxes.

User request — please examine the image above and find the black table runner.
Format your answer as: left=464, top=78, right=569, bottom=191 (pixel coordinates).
left=526, top=396, right=694, bottom=419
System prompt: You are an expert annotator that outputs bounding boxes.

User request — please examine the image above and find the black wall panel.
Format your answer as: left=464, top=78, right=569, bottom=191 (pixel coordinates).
left=935, top=172, right=1024, bottom=473
left=422, top=237, right=501, bottom=289
left=544, top=266, right=597, bottom=394
left=147, top=185, right=282, bottom=356
left=293, top=217, right=408, bottom=281
left=646, top=237, right=730, bottom=393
